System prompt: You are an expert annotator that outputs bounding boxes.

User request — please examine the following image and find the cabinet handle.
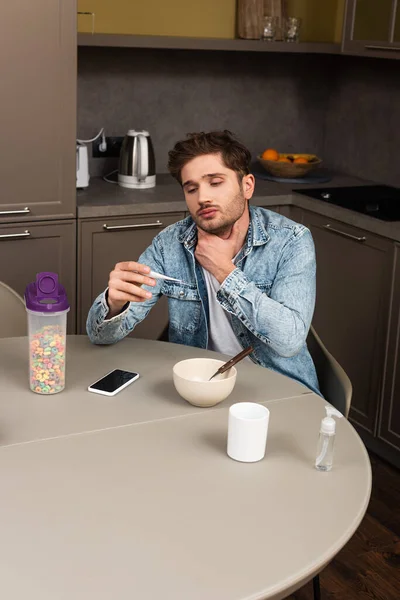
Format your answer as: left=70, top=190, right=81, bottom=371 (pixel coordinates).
left=0, top=207, right=30, bottom=215
left=365, top=45, right=400, bottom=52
left=324, top=224, right=366, bottom=242
left=103, top=221, right=163, bottom=231
left=0, top=230, right=31, bottom=240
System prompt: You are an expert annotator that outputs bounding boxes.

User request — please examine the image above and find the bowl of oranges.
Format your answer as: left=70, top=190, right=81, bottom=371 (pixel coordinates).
left=257, top=148, right=322, bottom=179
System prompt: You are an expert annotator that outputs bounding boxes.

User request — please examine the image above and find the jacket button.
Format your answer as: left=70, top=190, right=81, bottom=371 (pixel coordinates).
left=179, top=291, right=184, bottom=297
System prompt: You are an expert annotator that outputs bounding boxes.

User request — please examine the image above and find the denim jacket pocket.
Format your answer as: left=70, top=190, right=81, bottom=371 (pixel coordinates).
left=162, top=281, right=202, bottom=333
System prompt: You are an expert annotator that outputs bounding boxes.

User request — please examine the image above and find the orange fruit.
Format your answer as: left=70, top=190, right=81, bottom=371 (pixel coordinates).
left=278, top=157, right=291, bottom=163
left=293, top=156, right=308, bottom=164
left=261, top=148, right=279, bottom=161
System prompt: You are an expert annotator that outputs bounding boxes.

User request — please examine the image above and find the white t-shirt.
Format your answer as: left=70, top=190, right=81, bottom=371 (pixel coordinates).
left=202, top=267, right=247, bottom=358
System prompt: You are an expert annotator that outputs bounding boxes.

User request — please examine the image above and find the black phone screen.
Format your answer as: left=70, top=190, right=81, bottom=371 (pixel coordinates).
left=90, top=369, right=138, bottom=393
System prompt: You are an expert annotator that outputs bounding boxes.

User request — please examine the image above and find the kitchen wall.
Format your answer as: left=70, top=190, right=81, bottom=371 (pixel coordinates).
left=77, top=47, right=331, bottom=176
left=78, top=48, right=400, bottom=187
left=322, top=55, right=400, bottom=187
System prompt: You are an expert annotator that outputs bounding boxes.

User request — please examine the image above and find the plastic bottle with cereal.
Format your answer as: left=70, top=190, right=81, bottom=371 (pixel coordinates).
left=24, top=272, right=70, bottom=394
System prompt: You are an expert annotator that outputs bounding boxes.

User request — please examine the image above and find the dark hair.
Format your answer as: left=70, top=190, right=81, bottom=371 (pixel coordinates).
left=167, top=130, right=251, bottom=184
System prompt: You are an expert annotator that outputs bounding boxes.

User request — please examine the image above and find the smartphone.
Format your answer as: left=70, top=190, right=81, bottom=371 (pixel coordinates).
left=88, top=369, right=140, bottom=396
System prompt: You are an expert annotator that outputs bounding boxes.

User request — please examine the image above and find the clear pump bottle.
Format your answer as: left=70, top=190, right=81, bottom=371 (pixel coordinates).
left=315, top=407, right=343, bottom=471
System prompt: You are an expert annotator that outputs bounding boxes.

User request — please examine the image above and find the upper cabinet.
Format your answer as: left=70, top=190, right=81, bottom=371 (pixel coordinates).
left=77, top=0, right=236, bottom=38
left=342, top=0, right=400, bottom=59
left=0, top=1, right=76, bottom=223
left=396, top=3, right=400, bottom=41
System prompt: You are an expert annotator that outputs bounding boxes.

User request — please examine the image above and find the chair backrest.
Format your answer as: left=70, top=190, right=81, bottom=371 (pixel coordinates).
left=0, top=281, right=27, bottom=338
left=307, top=325, right=352, bottom=418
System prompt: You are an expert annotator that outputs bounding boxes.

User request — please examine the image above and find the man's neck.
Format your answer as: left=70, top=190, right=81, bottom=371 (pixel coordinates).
left=217, top=207, right=250, bottom=254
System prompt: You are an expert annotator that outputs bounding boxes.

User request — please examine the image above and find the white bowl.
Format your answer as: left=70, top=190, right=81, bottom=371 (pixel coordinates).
left=173, top=358, right=237, bottom=407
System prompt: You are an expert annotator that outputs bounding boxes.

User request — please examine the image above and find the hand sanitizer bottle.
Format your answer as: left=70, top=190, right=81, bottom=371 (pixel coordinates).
left=315, top=406, right=343, bottom=471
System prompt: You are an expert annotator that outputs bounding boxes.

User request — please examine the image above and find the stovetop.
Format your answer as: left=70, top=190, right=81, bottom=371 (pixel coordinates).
left=294, top=185, right=400, bottom=221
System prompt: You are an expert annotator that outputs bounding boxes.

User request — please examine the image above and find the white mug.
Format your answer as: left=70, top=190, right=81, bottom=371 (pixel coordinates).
left=227, top=402, right=270, bottom=462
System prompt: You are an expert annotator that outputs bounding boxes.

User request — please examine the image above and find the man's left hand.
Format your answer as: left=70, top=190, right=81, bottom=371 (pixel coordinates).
left=195, top=223, right=241, bottom=284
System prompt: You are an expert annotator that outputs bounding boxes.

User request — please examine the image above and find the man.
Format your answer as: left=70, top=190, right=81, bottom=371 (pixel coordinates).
left=87, top=130, right=319, bottom=394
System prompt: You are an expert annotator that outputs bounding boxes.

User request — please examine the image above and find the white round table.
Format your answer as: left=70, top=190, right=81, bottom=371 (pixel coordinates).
left=0, top=336, right=371, bottom=600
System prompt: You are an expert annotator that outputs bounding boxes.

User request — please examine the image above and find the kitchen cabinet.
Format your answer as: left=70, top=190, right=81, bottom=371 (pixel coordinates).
left=378, top=244, right=400, bottom=453
left=301, top=210, right=393, bottom=435
left=0, top=1, right=76, bottom=223
left=278, top=205, right=304, bottom=221
left=77, top=0, right=236, bottom=39
left=0, top=220, right=77, bottom=334
left=277, top=205, right=292, bottom=218
left=78, top=213, right=185, bottom=339
left=254, top=205, right=281, bottom=214
left=342, top=0, right=400, bottom=59
left=352, top=0, right=393, bottom=41
left=395, top=4, right=400, bottom=41
left=290, top=206, right=306, bottom=222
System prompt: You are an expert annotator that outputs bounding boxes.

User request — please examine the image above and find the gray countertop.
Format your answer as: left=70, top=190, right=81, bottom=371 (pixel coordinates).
left=77, top=172, right=400, bottom=242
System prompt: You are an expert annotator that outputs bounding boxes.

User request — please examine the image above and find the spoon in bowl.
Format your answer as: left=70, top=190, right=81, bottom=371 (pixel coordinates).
left=209, top=346, right=253, bottom=381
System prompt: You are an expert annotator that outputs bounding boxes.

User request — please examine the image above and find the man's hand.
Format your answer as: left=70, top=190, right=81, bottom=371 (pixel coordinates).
left=195, top=222, right=242, bottom=284
left=106, top=261, right=156, bottom=319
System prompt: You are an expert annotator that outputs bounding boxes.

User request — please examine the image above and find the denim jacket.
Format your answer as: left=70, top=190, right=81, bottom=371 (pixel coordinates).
left=87, top=206, right=320, bottom=394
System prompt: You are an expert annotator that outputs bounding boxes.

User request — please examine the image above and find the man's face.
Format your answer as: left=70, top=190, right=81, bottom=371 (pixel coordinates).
left=181, top=153, right=254, bottom=236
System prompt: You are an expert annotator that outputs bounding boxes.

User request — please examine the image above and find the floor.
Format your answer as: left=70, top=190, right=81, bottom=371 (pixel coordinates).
left=286, top=452, right=400, bottom=599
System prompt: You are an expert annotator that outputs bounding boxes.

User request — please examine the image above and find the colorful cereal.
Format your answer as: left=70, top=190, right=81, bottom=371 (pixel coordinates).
left=29, top=325, right=66, bottom=394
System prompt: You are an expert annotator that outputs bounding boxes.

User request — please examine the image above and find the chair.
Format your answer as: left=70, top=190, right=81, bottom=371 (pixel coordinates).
left=158, top=322, right=169, bottom=343
left=307, top=325, right=352, bottom=418
left=307, top=324, right=352, bottom=600
left=0, top=281, right=27, bottom=338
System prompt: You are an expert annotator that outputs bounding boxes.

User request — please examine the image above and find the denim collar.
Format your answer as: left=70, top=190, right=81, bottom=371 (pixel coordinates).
left=178, top=205, right=270, bottom=250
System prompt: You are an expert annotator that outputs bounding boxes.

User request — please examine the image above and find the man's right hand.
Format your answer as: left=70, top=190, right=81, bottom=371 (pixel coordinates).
left=106, top=261, right=156, bottom=319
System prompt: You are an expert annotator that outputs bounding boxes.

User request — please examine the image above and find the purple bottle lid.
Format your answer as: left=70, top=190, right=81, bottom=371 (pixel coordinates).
left=24, top=272, right=70, bottom=313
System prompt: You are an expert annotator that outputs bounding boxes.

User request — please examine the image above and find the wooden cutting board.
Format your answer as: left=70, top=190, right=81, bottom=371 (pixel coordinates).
left=237, top=0, right=264, bottom=39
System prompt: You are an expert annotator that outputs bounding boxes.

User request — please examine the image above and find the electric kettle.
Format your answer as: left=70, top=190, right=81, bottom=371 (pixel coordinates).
left=118, top=130, right=156, bottom=189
